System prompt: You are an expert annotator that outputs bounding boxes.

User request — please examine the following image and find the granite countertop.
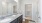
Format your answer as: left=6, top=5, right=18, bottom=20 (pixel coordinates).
left=0, top=14, right=22, bottom=23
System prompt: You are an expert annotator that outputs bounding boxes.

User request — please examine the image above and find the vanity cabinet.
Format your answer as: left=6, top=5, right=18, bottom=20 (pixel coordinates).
left=10, top=15, right=23, bottom=23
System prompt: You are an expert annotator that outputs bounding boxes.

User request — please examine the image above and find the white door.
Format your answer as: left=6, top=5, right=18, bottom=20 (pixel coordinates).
left=37, top=2, right=41, bottom=23
left=25, top=4, right=32, bottom=17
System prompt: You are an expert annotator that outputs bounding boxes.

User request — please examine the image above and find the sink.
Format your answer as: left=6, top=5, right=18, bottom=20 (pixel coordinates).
left=0, top=14, right=22, bottom=23
left=0, top=15, right=17, bottom=23
left=0, top=16, right=5, bottom=20
left=0, top=15, right=16, bottom=20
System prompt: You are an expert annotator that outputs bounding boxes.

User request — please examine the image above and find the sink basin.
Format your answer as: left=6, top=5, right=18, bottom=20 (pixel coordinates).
left=0, top=14, right=22, bottom=23
left=0, top=15, right=16, bottom=20
left=0, top=15, right=17, bottom=23
left=0, top=16, right=5, bottom=20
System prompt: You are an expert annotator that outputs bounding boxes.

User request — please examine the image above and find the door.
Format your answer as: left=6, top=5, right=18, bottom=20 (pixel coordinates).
left=37, top=2, right=41, bottom=23
left=25, top=4, right=32, bottom=17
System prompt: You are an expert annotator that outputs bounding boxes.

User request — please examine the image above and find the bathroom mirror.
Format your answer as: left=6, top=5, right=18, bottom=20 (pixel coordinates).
left=0, top=0, right=17, bottom=17
left=13, top=5, right=17, bottom=14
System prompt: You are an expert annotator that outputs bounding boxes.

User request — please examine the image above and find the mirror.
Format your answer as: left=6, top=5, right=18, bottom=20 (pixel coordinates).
left=0, top=0, right=17, bottom=17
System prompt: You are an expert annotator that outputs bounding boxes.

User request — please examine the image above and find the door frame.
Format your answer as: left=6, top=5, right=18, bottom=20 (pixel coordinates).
left=25, top=4, right=33, bottom=19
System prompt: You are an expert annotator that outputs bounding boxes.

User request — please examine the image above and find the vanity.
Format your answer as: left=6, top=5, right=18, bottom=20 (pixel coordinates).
left=0, top=14, right=23, bottom=23
left=10, top=14, right=23, bottom=23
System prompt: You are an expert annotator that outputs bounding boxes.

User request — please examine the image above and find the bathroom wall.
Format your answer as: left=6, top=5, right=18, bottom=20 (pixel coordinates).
left=32, top=2, right=38, bottom=23
left=18, top=0, right=32, bottom=19
left=17, top=0, right=32, bottom=18
left=18, top=0, right=38, bottom=22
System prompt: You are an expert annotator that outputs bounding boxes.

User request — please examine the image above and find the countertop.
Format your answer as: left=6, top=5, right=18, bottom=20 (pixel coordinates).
left=0, top=14, right=22, bottom=23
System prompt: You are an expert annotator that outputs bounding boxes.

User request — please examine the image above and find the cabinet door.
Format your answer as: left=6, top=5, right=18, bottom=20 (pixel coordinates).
left=10, top=18, right=18, bottom=23
left=18, top=15, right=23, bottom=23
left=10, top=15, right=23, bottom=23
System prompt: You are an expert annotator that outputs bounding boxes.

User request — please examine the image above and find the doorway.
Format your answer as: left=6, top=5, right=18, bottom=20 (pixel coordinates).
left=25, top=4, right=32, bottom=17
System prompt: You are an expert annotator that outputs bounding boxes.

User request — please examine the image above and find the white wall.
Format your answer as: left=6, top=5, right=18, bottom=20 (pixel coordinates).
left=32, top=2, right=38, bottom=23
left=20, top=0, right=32, bottom=21
left=20, top=0, right=29, bottom=17
left=18, top=0, right=38, bottom=22
left=39, top=0, right=42, bottom=23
